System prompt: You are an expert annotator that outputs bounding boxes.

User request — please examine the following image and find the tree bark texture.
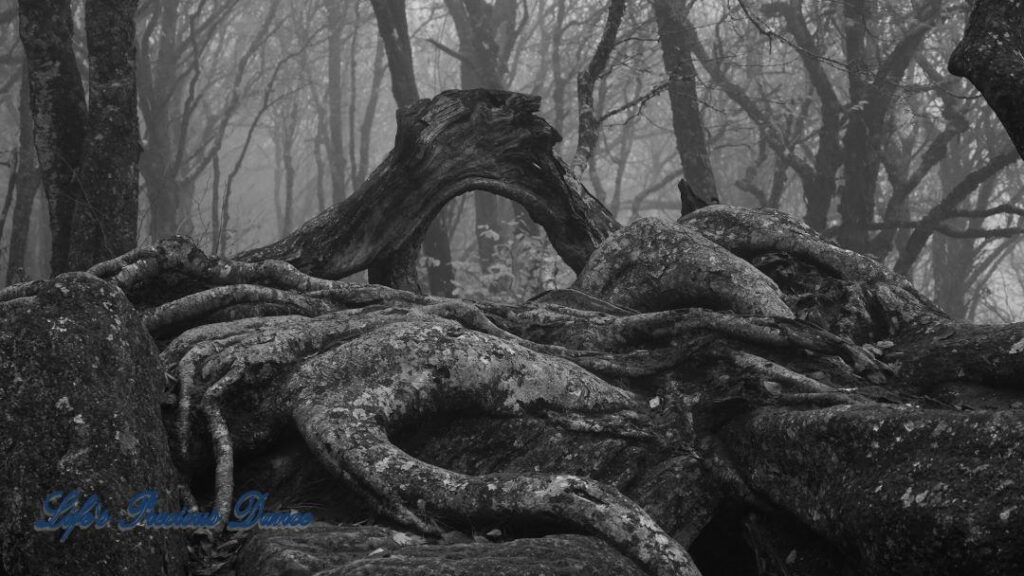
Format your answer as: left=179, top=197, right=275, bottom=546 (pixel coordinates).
left=240, top=90, right=618, bottom=288
left=949, top=0, right=1024, bottom=160
left=18, top=0, right=141, bottom=273
left=17, top=0, right=87, bottom=274
left=69, top=0, right=142, bottom=271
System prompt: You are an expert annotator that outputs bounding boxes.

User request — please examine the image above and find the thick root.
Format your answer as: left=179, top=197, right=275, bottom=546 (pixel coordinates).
left=287, top=318, right=699, bottom=576
left=574, top=218, right=794, bottom=318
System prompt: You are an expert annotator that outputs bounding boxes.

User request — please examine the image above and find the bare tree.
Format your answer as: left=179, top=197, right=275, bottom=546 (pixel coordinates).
left=650, top=0, right=718, bottom=215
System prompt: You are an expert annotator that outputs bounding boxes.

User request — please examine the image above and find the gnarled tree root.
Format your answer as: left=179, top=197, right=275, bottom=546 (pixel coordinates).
left=166, top=311, right=701, bottom=575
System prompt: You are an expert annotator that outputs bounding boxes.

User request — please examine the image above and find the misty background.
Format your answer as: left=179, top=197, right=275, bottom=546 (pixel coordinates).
left=1, top=0, right=1022, bottom=320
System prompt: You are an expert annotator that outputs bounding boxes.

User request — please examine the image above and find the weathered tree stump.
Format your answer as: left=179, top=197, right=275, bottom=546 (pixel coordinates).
left=240, top=89, right=617, bottom=291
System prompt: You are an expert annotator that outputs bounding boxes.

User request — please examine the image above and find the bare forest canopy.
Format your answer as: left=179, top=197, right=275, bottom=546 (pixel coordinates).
left=0, top=0, right=1023, bottom=319
left=3, top=1, right=1024, bottom=576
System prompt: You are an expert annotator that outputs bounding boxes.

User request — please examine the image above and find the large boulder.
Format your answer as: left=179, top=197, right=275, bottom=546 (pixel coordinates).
left=0, top=273, right=187, bottom=575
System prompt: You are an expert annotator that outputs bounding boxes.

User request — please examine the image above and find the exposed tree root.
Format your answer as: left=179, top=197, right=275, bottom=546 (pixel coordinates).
left=728, top=350, right=835, bottom=394
left=9, top=87, right=1024, bottom=575
left=574, top=218, right=794, bottom=318
left=680, top=205, right=913, bottom=290
left=678, top=205, right=951, bottom=342
left=164, top=310, right=700, bottom=575
left=149, top=271, right=899, bottom=576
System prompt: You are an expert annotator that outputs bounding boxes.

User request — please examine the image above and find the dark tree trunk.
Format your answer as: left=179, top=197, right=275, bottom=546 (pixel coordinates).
left=6, top=69, right=41, bottom=285
left=651, top=0, right=719, bottom=213
left=837, top=0, right=940, bottom=253
left=327, top=0, right=349, bottom=204
left=950, top=0, right=1024, bottom=159
left=280, top=105, right=297, bottom=236
left=369, top=0, right=455, bottom=296
left=68, top=0, right=142, bottom=271
left=930, top=233, right=972, bottom=320
left=571, top=0, right=625, bottom=177
left=138, top=0, right=186, bottom=242
left=369, top=0, right=420, bottom=109
left=444, top=0, right=521, bottom=274
left=19, top=0, right=141, bottom=273
left=549, top=1, right=569, bottom=137
left=356, top=40, right=386, bottom=187
left=240, top=90, right=617, bottom=283
left=18, top=0, right=87, bottom=275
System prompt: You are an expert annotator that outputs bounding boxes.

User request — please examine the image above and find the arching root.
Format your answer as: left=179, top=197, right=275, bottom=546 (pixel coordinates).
left=164, top=309, right=701, bottom=574
left=287, top=318, right=700, bottom=576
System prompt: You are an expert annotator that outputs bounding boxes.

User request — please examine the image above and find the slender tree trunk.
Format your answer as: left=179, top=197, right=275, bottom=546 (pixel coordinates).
left=368, top=0, right=420, bottom=108
left=444, top=0, right=523, bottom=275
left=273, top=122, right=284, bottom=233
left=650, top=0, right=718, bottom=213
left=930, top=156, right=973, bottom=319
left=314, top=118, right=328, bottom=212
left=327, top=0, right=348, bottom=203
left=356, top=40, right=386, bottom=187
left=68, top=0, right=142, bottom=270
left=549, top=1, right=568, bottom=137
left=138, top=0, right=183, bottom=242
left=369, top=0, right=455, bottom=295
left=571, top=0, right=625, bottom=176
left=282, top=107, right=296, bottom=235
left=7, top=71, right=41, bottom=285
left=835, top=0, right=875, bottom=254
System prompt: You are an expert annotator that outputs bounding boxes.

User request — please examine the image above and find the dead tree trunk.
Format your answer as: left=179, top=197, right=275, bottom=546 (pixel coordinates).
left=240, top=90, right=618, bottom=289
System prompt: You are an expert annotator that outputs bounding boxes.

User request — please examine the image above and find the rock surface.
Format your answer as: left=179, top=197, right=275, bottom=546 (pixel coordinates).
left=0, top=273, right=187, bottom=576
left=237, top=523, right=647, bottom=576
